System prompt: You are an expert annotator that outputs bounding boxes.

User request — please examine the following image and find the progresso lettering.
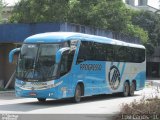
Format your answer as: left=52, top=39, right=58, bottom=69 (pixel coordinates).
left=80, top=64, right=102, bottom=71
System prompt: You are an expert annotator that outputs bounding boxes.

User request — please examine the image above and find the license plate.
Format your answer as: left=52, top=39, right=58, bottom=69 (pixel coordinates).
left=29, top=92, right=37, bottom=96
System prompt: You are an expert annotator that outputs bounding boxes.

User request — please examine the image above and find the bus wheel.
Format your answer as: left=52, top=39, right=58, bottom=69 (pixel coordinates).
left=122, top=81, right=130, bottom=97
left=73, top=84, right=82, bottom=103
left=37, top=98, right=46, bottom=102
left=129, top=82, right=136, bottom=96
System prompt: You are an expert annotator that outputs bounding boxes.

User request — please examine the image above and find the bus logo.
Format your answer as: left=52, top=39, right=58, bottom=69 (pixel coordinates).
left=108, top=65, right=121, bottom=90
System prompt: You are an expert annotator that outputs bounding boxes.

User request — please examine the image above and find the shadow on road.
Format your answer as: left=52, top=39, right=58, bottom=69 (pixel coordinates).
left=0, top=93, right=140, bottom=112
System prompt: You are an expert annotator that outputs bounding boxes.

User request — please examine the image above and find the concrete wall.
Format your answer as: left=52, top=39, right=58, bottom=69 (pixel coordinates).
left=147, top=46, right=160, bottom=79
left=147, top=62, right=160, bottom=78
left=0, top=23, right=61, bottom=43
left=147, top=46, right=160, bottom=62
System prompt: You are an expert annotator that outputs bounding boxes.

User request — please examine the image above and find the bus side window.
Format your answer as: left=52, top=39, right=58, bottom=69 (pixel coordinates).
left=60, top=51, right=69, bottom=76
left=60, top=50, right=75, bottom=76
left=77, top=41, right=92, bottom=63
left=92, top=42, right=106, bottom=61
left=77, top=42, right=86, bottom=63
left=134, top=48, right=145, bottom=63
left=114, top=45, right=121, bottom=61
left=116, top=46, right=126, bottom=62
left=105, top=44, right=114, bottom=61
left=67, top=50, right=75, bottom=71
left=127, top=47, right=134, bottom=62
left=139, top=49, right=145, bottom=62
left=133, top=48, right=139, bottom=63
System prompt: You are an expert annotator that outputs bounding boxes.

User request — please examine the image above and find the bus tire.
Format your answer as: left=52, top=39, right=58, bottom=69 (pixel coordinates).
left=122, top=81, right=130, bottom=97
left=37, top=98, right=46, bottom=102
left=72, top=84, right=82, bottom=103
left=129, top=81, right=136, bottom=96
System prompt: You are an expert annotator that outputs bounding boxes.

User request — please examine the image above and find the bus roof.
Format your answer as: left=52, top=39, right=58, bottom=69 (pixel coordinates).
left=24, top=32, right=145, bottom=49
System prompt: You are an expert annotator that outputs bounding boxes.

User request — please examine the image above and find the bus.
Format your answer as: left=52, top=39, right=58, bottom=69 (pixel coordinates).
left=9, top=32, right=146, bottom=103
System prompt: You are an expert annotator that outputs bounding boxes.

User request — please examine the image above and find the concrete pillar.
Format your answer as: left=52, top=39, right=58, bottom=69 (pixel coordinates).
left=0, top=43, right=17, bottom=89
left=0, top=80, right=4, bottom=88
left=159, top=63, right=160, bottom=78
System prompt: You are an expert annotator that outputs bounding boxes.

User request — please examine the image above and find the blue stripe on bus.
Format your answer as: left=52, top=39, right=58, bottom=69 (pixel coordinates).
left=117, top=62, right=120, bottom=69
left=120, top=63, right=126, bottom=79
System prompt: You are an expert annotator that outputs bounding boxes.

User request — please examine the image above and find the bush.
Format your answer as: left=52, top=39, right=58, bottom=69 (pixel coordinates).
left=114, top=96, right=160, bottom=120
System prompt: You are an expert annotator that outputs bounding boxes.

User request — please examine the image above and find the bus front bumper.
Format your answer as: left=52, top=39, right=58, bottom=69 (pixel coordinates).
left=15, top=87, right=60, bottom=99
left=14, top=79, right=64, bottom=99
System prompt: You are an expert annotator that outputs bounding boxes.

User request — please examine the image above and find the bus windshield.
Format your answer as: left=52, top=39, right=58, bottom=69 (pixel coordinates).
left=16, top=44, right=60, bottom=81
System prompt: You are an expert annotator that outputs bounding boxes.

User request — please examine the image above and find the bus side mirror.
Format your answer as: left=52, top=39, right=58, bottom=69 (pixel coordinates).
left=55, top=47, right=70, bottom=64
left=9, top=48, right=20, bottom=63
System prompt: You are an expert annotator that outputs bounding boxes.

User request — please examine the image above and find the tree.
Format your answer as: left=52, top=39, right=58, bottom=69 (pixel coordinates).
left=68, top=0, right=131, bottom=30
left=10, top=0, right=69, bottom=23
left=0, top=1, right=9, bottom=23
left=68, top=0, right=148, bottom=43
left=68, top=0, right=102, bottom=26
left=10, top=0, right=148, bottom=44
left=123, top=24, right=148, bottom=44
left=132, top=10, right=160, bottom=46
left=0, top=0, right=3, bottom=23
left=131, top=10, right=160, bottom=57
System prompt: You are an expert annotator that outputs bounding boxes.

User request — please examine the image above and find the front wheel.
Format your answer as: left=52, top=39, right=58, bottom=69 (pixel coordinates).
left=122, top=81, right=130, bottom=97
left=37, top=98, right=46, bottom=102
left=72, top=84, right=82, bottom=103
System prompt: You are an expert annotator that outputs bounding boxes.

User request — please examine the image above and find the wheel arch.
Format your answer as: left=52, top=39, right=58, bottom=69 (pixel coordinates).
left=125, top=79, right=130, bottom=86
left=76, top=82, right=84, bottom=96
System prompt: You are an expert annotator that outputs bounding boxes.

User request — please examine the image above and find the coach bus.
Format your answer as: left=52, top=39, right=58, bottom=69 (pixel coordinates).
left=9, top=32, right=146, bottom=103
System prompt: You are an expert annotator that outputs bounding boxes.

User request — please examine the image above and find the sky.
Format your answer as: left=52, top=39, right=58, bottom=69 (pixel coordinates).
left=148, top=0, right=159, bottom=9
left=3, top=0, right=160, bottom=9
left=3, top=0, right=19, bottom=6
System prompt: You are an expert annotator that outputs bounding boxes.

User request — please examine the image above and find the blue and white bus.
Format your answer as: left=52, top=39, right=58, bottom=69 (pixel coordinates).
left=9, top=32, right=146, bottom=102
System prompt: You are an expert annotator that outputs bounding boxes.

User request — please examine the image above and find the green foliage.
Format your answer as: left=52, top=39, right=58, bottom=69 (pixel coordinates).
left=68, top=0, right=132, bottom=31
left=131, top=10, right=160, bottom=56
left=10, top=0, right=69, bottom=23
left=132, top=10, right=160, bottom=46
left=69, top=0, right=148, bottom=43
left=10, top=0, right=149, bottom=44
left=0, top=0, right=3, bottom=23
left=104, top=0, right=131, bottom=32
left=124, top=24, right=148, bottom=44
left=68, top=0, right=96, bottom=25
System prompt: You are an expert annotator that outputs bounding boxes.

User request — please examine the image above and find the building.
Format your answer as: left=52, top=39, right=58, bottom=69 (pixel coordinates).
left=123, top=0, right=160, bottom=12
left=147, top=46, right=160, bottom=78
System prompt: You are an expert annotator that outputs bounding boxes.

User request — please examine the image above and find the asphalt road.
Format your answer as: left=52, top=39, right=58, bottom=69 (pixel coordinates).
left=0, top=85, right=159, bottom=120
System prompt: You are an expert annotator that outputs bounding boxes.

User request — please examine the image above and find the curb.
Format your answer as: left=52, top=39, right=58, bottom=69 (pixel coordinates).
left=145, top=81, right=160, bottom=88
left=0, top=90, right=15, bottom=96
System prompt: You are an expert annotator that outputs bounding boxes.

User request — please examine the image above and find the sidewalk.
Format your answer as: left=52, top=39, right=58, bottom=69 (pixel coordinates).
left=146, top=80, right=160, bottom=88
left=0, top=90, right=15, bottom=96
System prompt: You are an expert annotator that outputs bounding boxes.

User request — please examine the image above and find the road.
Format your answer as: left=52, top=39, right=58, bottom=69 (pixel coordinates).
left=0, top=86, right=159, bottom=120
